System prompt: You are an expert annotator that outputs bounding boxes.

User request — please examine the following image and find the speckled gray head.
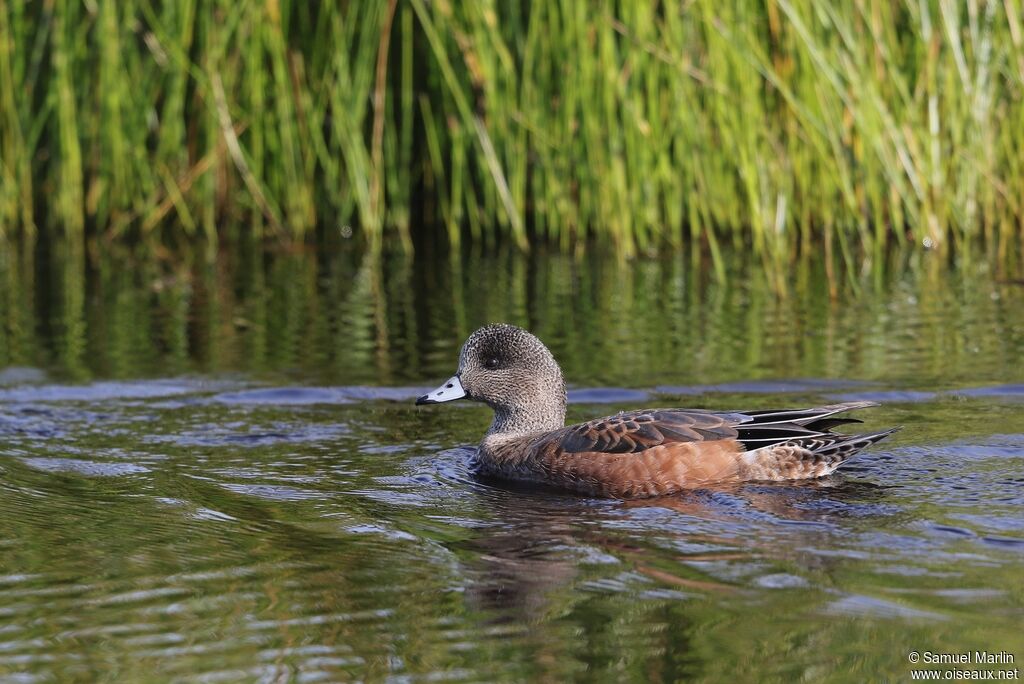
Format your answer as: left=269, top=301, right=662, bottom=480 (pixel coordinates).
left=416, top=324, right=567, bottom=435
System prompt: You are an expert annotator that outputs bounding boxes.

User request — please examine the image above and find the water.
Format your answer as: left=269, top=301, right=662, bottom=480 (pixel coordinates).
left=1, top=244, right=1023, bottom=681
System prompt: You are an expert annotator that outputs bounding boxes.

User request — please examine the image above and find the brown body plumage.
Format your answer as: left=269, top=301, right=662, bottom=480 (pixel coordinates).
left=417, top=325, right=898, bottom=499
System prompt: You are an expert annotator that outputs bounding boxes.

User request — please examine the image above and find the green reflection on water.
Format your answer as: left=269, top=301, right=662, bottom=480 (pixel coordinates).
left=0, top=239, right=1022, bottom=681
left=2, top=240, right=1023, bottom=390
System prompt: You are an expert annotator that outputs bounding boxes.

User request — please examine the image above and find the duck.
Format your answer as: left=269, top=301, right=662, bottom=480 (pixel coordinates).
left=416, top=324, right=898, bottom=498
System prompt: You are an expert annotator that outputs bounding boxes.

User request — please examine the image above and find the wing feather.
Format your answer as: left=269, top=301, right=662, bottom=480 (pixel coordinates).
left=541, top=402, right=879, bottom=457
left=553, top=409, right=739, bottom=455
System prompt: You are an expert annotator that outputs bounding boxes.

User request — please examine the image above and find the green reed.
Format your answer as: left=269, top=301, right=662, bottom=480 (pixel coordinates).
left=0, top=1, right=1020, bottom=257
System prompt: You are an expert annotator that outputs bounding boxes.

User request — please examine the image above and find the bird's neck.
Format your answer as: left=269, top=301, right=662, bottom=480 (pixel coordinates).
left=486, top=399, right=566, bottom=437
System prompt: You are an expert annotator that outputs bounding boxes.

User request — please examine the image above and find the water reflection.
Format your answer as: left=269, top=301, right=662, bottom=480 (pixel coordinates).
left=0, top=240, right=1023, bottom=680
left=1, top=239, right=1022, bottom=389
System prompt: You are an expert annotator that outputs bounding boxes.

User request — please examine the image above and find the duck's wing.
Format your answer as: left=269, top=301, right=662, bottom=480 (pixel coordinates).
left=553, top=401, right=881, bottom=455
left=554, top=408, right=742, bottom=455
left=521, top=402, right=891, bottom=497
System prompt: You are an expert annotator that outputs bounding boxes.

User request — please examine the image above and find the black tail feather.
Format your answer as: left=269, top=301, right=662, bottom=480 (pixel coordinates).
left=726, top=402, right=888, bottom=452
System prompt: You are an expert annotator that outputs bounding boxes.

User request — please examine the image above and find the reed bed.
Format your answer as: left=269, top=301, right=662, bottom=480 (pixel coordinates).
left=0, top=0, right=1021, bottom=257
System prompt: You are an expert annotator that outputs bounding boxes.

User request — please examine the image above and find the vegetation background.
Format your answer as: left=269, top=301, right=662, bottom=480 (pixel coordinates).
left=0, top=0, right=1021, bottom=264
left=0, top=8, right=1023, bottom=681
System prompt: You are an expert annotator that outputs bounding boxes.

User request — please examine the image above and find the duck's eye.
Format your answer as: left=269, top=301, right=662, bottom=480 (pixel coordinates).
left=483, top=357, right=501, bottom=370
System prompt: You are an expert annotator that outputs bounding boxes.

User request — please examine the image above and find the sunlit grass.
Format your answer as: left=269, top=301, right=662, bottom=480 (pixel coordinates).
left=0, top=1, right=1020, bottom=258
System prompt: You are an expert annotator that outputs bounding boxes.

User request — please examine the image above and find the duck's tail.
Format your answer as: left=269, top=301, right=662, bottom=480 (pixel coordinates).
left=732, top=402, right=899, bottom=481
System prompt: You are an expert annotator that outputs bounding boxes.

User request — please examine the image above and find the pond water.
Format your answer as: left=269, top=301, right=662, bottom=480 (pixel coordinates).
left=0, top=243, right=1022, bottom=681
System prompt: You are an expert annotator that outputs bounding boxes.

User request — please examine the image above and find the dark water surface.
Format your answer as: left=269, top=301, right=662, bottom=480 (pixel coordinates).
left=1, top=244, right=1023, bottom=681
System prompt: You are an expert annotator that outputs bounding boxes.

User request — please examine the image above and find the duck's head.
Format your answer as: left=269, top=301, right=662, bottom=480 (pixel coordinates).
left=416, top=324, right=567, bottom=434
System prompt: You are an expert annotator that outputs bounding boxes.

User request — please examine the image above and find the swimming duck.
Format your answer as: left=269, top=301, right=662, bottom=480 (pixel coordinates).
left=416, top=324, right=897, bottom=498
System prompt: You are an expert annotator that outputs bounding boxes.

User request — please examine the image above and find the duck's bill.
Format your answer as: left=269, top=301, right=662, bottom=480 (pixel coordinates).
left=416, top=375, right=467, bottom=405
